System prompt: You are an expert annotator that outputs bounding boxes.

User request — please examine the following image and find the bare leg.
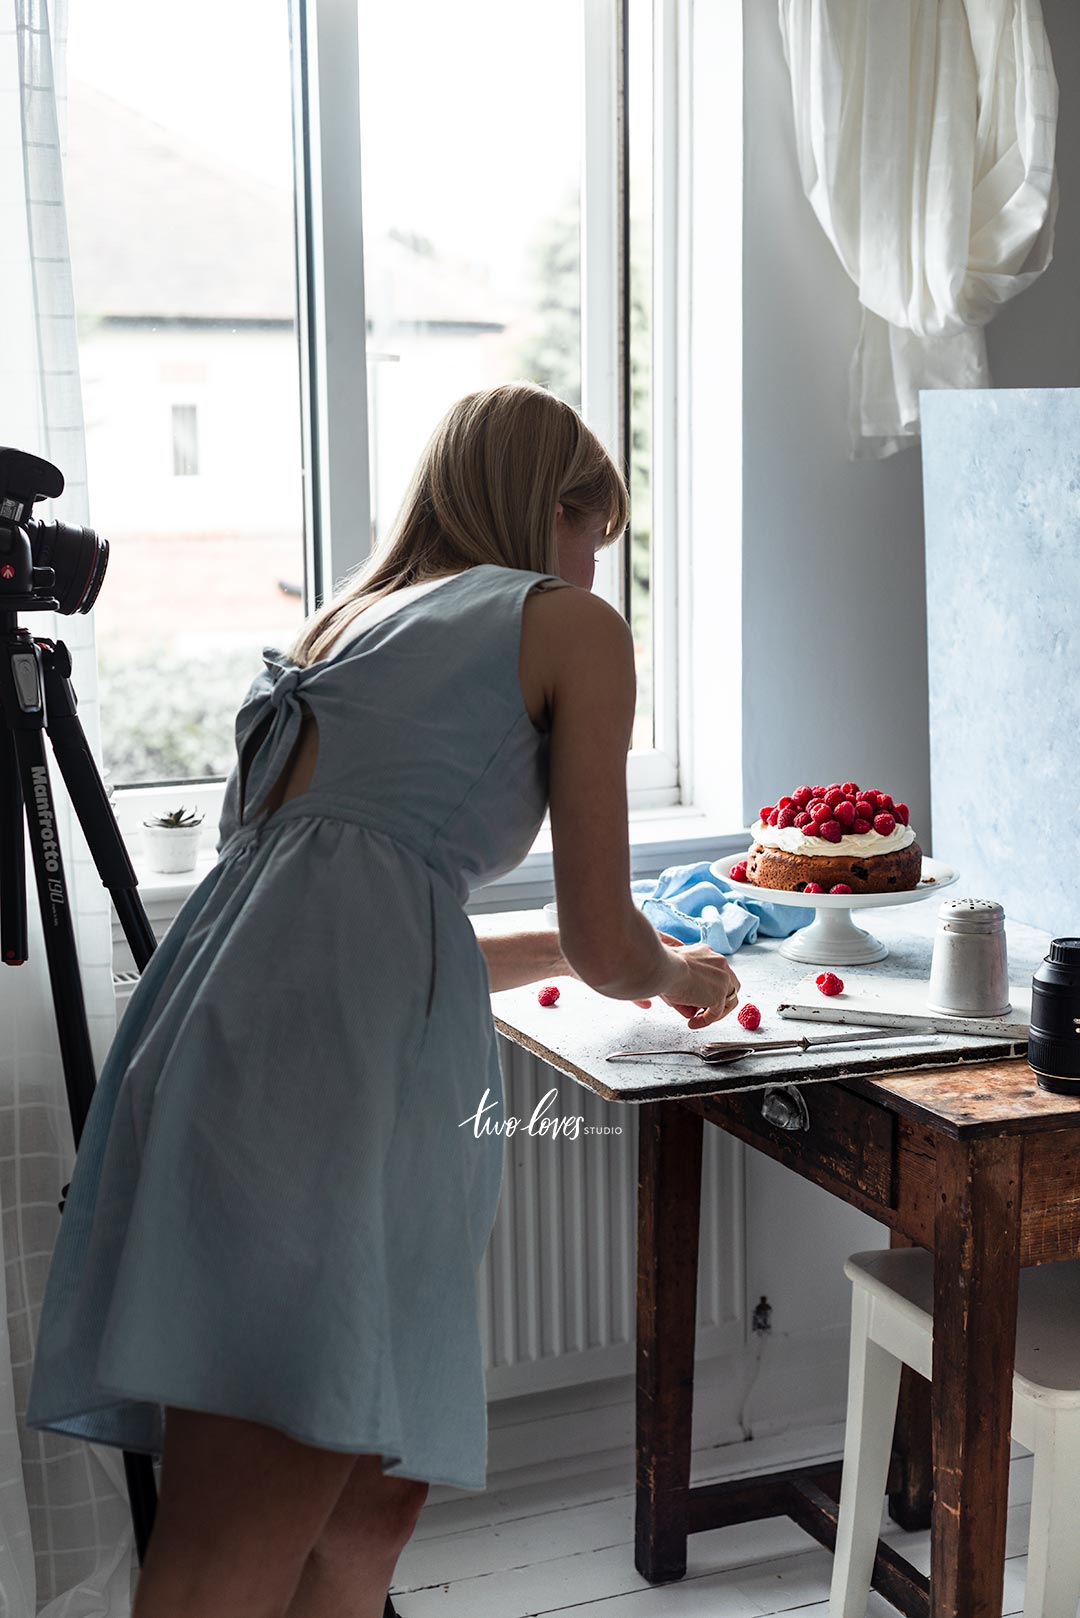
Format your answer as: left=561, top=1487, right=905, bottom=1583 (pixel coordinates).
left=132, top=1406, right=358, bottom=1618
left=285, top=1455, right=429, bottom=1618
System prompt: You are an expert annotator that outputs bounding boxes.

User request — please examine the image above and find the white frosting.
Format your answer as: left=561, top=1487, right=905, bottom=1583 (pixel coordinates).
left=750, top=817, right=916, bottom=859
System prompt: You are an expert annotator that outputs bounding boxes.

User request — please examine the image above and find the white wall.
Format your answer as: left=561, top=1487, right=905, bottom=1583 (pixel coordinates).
left=738, top=0, right=1080, bottom=1413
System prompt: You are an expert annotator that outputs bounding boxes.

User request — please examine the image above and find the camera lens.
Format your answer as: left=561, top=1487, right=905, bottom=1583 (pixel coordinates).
left=30, top=520, right=109, bottom=614
left=1029, top=938, right=1080, bottom=1096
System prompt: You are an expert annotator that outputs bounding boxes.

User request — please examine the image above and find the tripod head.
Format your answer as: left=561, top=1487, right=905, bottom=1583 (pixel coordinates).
left=0, top=447, right=108, bottom=615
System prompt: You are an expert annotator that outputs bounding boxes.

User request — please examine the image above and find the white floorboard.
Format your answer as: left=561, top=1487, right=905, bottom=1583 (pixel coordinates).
left=393, top=1440, right=1046, bottom=1618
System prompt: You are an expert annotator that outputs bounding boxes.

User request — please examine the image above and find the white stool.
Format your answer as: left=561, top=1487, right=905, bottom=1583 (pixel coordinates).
left=830, top=1248, right=1080, bottom=1618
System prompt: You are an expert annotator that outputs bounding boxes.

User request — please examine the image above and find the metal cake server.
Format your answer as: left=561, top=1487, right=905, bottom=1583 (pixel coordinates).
left=605, top=1025, right=941, bottom=1065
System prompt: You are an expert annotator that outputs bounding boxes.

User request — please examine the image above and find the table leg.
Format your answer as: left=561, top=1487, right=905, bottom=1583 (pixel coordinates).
left=931, top=1134, right=1022, bottom=1618
left=888, top=1231, right=934, bottom=1532
left=635, top=1101, right=704, bottom=1584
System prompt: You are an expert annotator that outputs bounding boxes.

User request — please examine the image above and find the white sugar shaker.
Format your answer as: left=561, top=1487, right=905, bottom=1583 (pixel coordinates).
left=927, top=899, right=1011, bottom=1018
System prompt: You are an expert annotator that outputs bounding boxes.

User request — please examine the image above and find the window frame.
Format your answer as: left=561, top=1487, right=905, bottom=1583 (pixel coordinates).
left=585, top=0, right=682, bottom=806
left=110, top=0, right=707, bottom=832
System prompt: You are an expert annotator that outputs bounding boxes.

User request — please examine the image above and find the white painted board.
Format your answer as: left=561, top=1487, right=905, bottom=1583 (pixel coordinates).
left=778, top=973, right=1032, bottom=1039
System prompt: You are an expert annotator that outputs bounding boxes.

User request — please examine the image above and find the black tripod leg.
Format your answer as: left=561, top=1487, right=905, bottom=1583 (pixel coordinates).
left=384, top=1596, right=398, bottom=1617
left=6, top=638, right=160, bottom=1562
left=40, top=639, right=156, bottom=968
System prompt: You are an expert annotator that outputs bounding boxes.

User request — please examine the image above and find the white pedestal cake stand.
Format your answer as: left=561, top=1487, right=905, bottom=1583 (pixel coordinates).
left=713, top=854, right=960, bottom=965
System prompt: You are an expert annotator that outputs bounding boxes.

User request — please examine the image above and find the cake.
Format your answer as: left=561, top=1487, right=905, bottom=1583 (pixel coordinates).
left=731, top=781, right=923, bottom=895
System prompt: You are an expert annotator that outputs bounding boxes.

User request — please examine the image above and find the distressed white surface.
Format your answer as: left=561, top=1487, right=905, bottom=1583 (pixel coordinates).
left=476, top=905, right=1050, bottom=1102
left=779, top=973, right=1033, bottom=1039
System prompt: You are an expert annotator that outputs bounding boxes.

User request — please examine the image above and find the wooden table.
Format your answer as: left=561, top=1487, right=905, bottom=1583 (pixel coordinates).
left=479, top=907, right=1080, bottom=1618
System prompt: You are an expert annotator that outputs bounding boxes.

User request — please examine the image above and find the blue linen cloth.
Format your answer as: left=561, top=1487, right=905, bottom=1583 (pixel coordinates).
left=631, top=859, right=813, bottom=955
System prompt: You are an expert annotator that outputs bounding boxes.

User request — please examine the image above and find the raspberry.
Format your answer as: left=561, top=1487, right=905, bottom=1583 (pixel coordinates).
left=767, top=810, right=779, bottom=826
left=824, top=788, right=844, bottom=808
left=793, top=811, right=811, bottom=828
left=820, top=820, right=843, bottom=843
left=815, top=971, right=844, bottom=996
left=804, top=882, right=824, bottom=893
left=894, top=802, right=910, bottom=826
left=827, top=783, right=842, bottom=793
left=830, top=883, right=852, bottom=894
left=811, top=802, right=832, bottom=824
left=538, top=985, right=561, bottom=1007
left=842, top=781, right=860, bottom=797
left=873, top=812, right=896, bottom=837
left=854, top=798, right=874, bottom=820
left=852, top=817, right=872, bottom=835
left=777, top=795, right=794, bottom=810
left=759, top=806, right=775, bottom=824
left=792, top=786, right=813, bottom=806
left=775, top=805, right=797, bottom=829
left=802, top=827, right=821, bottom=838
left=835, top=800, right=856, bottom=827
left=811, top=785, right=826, bottom=798
left=737, top=1003, right=762, bottom=1031
left=730, top=860, right=749, bottom=883
left=876, top=793, right=894, bottom=814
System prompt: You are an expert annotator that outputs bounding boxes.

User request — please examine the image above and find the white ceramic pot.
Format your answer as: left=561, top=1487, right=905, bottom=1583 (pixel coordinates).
left=140, top=821, right=204, bottom=874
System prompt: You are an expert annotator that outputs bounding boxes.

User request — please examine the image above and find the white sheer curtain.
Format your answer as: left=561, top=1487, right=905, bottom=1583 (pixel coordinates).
left=0, top=0, right=136, bottom=1610
left=778, top=0, right=1059, bottom=458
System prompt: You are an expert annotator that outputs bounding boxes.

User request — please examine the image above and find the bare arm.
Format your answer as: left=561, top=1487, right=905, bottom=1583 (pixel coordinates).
left=545, top=595, right=673, bottom=998
left=522, top=587, right=741, bottom=1026
left=477, top=928, right=567, bottom=993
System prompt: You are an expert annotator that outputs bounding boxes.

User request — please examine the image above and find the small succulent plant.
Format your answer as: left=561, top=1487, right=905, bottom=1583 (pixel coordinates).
left=143, top=805, right=205, bottom=829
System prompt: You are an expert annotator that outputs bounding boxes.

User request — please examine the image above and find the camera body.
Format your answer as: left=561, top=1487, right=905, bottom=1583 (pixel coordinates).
left=0, top=447, right=107, bottom=614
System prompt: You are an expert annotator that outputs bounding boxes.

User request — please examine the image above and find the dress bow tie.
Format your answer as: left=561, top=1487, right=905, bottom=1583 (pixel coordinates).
left=266, top=664, right=303, bottom=710
left=236, top=653, right=309, bottom=823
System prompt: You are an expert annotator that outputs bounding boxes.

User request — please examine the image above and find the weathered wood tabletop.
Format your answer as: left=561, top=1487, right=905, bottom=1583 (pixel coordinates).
left=478, top=902, right=1080, bottom=1618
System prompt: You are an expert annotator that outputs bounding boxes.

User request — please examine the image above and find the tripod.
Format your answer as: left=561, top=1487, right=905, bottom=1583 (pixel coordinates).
left=0, top=609, right=160, bottom=1560
left=0, top=614, right=402, bottom=1618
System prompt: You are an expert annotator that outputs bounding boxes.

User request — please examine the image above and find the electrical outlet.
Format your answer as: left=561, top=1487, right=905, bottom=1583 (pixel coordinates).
left=751, top=1295, right=772, bottom=1335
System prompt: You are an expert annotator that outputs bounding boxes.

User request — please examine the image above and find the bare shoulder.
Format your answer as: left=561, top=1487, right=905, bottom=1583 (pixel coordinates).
left=520, top=580, right=635, bottom=729
left=521, top=579, right=634, bottom=658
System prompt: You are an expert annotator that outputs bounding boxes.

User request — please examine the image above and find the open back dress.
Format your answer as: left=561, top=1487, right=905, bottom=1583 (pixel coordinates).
left=25, top=562, right=571, bottom=1491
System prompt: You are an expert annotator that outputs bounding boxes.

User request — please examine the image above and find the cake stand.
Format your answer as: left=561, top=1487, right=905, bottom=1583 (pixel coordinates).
left=713, top=853, right=960, bottom=965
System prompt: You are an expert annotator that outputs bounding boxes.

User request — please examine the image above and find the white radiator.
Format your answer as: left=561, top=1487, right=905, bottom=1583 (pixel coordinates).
left=483, top=1038, right=746, bottom=1400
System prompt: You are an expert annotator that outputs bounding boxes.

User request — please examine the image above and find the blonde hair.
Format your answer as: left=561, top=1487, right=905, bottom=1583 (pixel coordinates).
left=284, top=380, right=630, bottom=667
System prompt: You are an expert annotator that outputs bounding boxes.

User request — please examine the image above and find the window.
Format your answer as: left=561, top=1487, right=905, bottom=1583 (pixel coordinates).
left=66, top=0, right=305, bottom=789
left=72, top=0, right=686, bottom=811
left=171, top=405, right=199, bottom=477
left=353, top=0, right=681, bottom=803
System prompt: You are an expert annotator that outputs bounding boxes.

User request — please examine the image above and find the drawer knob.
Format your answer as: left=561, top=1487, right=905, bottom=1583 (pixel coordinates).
left=761, top=1085, right=810, bottom=1132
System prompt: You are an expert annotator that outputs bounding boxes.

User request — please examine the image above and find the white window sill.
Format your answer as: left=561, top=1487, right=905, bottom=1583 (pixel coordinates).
left=110, top=803, right=751, bottom=968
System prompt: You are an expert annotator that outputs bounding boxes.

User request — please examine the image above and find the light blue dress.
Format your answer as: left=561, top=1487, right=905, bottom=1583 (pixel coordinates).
left=26, top=563, right=570, bottom=1491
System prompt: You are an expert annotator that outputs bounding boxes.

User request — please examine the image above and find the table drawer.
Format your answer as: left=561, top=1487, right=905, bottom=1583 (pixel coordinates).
left=688, top=1082, right=897, bottom=1212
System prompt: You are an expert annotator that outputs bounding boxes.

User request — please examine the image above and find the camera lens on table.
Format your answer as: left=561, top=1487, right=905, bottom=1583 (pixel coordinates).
left=1028, top=938, right=1080, bottom=1096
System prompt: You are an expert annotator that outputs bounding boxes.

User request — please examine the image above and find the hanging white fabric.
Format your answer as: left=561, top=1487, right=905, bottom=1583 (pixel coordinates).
left=0, top=0, right=135, bottom=1611
left=778, top=0, right=1059, bottom=458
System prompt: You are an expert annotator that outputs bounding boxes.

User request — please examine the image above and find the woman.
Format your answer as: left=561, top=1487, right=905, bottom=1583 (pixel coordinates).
left=26, top=381, right=740, bottom=1618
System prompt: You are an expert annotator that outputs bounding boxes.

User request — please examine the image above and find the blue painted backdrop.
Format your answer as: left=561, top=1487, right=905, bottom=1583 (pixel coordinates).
left=921, top=388, right=1080, bottom=937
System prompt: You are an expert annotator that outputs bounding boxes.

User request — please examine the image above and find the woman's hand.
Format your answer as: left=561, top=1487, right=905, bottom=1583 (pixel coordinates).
left=654, top=930, right=741, bottom=1030
left=555, top=927, right=739, bottom=1025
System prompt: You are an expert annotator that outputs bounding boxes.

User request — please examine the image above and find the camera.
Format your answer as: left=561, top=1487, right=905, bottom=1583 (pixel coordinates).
left=0, top=447, right=108, bottom=614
